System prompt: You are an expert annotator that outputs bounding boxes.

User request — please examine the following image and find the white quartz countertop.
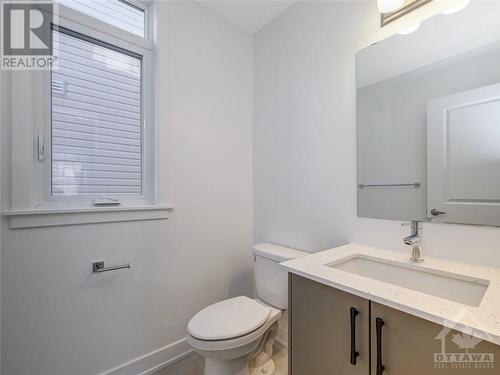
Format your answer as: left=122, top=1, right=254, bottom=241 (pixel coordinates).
left=281, top=243, right=500, bottom=346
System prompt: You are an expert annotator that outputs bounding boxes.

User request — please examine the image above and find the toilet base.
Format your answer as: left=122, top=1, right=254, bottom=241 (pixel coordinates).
left=250, top=359, right=275, bottom=375
left=205, top=356, right=250, bottom=375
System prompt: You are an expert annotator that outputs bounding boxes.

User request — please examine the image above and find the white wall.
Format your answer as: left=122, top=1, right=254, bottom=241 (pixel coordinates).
left=253, top=0, right=500, bottom=267
left=1, top=1, right=253, bottom=374
left=0, top=62, right=6, bottom=375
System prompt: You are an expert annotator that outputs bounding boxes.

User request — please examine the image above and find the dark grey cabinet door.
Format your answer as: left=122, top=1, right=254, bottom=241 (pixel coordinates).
left=289, top=274, right=369, bottom=375
left=370, top=302, right=500, bottom=375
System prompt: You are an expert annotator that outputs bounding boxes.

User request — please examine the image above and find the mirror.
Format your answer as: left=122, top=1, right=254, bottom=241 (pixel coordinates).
left=357, top=1, right=500, bottom=226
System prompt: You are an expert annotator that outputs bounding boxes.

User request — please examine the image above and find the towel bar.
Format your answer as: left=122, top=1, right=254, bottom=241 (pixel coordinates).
left=92, top=261, right=130, bottom=273
left=358, top=182, right=421, bottom=189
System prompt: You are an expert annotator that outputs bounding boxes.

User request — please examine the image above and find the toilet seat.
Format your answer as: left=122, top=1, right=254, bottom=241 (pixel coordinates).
left=188, top=296, right=271, bottom=341
left=187, top=298, right=282, bottom=352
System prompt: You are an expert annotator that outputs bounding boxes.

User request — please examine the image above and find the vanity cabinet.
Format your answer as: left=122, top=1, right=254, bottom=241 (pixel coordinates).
left=370, top=302, right=500, bottom=375
left=289, top=274, right=370, bottom=375
left=289, top=274, right=500, bottom=375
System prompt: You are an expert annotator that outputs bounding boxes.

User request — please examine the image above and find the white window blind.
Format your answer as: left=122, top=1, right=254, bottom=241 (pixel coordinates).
left=51, top=28, right=143, bottom=197
left=57, top=0, right=145, bottom=37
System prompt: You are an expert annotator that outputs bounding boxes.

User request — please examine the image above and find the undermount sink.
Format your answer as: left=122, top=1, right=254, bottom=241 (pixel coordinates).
left=328, top=255, right=490, bottom=307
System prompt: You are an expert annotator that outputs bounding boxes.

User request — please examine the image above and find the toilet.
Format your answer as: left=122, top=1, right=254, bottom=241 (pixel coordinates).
left=187, top=243, right=308, bottom=375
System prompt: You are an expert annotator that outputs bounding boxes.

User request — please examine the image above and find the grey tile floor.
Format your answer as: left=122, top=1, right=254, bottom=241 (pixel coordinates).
left=154, top=343, right=288, bottom=375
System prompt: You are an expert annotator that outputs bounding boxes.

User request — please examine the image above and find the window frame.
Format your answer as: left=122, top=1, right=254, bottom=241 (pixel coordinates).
left=29, top=0, right=158, bottom=210
left=56, top=0, right=149, bottom=38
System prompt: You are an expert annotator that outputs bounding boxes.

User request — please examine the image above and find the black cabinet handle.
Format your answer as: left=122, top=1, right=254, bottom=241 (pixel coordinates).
left=350, top=307, right=360, bottom=365
left=376, top=317, right=385, bottom=375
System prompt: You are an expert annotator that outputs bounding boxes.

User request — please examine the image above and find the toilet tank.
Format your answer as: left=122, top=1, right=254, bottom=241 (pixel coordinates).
left=253, top=243, right=308, bottom=309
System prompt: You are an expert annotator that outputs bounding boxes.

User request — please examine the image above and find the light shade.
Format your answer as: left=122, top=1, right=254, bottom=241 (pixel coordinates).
left=398, top=22, right=421, bottom=35
left=377, top=0, right=405, bottom=14
left=442, top=0, right=470, bottom=15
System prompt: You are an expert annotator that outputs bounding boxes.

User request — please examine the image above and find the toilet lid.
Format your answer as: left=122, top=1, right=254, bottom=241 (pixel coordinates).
left=188, top=296, right=271, bottom=340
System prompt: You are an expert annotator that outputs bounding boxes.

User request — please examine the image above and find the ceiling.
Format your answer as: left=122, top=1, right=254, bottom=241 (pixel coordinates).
left=197, top=0, right=296, bottom=34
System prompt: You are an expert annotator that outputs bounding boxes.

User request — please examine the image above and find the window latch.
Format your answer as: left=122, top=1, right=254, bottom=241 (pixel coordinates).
left=93, top=198, right=121, bottom=206
left=37, top=134, right=45, bottom=161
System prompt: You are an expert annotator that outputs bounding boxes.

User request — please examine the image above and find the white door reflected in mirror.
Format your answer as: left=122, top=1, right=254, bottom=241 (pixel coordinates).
left=427, top=82, right=500, bottom=226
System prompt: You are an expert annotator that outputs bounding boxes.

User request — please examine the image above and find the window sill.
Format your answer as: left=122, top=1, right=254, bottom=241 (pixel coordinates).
left=3, top=204, right=175, bottom=229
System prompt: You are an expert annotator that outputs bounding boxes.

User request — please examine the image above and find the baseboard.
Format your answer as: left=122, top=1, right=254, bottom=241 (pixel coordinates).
left=100, top=338, right=193, bottom=375
left=276, top=321, right=288, bottom=349
left=275, top=336, right=288, bottom=349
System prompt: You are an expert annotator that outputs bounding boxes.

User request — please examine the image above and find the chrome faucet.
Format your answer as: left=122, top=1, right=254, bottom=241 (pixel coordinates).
left=403, top=221, right=424, bottom=263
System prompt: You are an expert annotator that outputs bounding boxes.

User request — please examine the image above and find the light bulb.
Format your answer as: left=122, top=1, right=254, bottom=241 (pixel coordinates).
left=377, top=0, right=405, bottom=14
left=442, top=0, right=470, bottom=15
left=398, top=23, right=421, bottom=35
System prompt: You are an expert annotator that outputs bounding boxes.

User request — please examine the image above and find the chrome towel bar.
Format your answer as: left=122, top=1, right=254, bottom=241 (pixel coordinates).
left=92, top=261, right=131, bottom=273
left=358, top=182, right=421, bottom=189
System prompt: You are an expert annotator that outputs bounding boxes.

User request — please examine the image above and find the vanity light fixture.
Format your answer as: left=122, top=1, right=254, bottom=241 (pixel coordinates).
left=398, top=22, right=421, bottom=35
left=377, top=0, right=405, bottom=14
left=441, top=0, right=470, bottom=15
left=380, top=0, right=431, bottom=27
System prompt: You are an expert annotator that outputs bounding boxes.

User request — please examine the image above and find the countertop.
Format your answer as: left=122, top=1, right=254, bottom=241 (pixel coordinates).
left=281, top=243, right=500, bottom=346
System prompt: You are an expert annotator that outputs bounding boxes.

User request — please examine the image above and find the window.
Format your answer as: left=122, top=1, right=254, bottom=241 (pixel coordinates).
left=7, top=0, right=159, bottom=221
left=40, top=1, right=155, bottom=207
left=51, top=27, right=143, bottom=197
left=57, top=0, right=146, bottom=37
